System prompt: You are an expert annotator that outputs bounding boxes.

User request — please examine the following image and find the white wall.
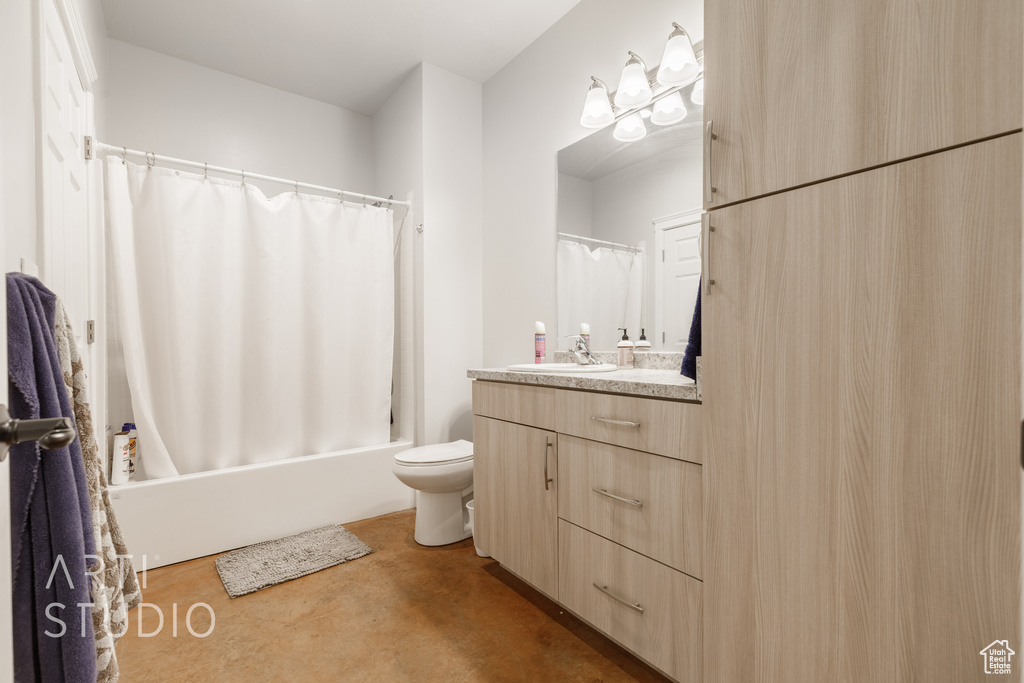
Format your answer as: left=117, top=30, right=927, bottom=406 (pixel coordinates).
left=0, top=0, right=40, bottom=274
left=106, top=40, right=374, bottom=195
left=556, top=173, right=593, bottom=239
left=421, top=63, right=483, bottom=445
left=373, top=63, right=484, bottom=448
left=374, top=66, right=424, bottom=445
left=482, top=0, right=702, bottom=365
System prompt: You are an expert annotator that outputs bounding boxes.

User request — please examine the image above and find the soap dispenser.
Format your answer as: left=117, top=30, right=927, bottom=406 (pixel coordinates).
left=617, top=328, right=634, bottom=368
left=636, top=329, right=651, bottom=352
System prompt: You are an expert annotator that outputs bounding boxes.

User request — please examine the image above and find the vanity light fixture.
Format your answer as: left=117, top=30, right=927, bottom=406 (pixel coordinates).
left=690, top=76, right=704, bottom=106
left=580, top=77, right=615, bottom=128
left=650, top=91, right=687, bottom=126
left=613, top=52, right=654, bottom=109
left=613, top=112, right=647, bottom=142
left=656, top=23, right=699, bottom=86
left=579, top=21, right=701, bottom=137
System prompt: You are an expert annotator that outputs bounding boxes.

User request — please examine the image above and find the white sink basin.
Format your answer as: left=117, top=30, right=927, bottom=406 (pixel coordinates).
left=506, top=362, right=617, bottom=373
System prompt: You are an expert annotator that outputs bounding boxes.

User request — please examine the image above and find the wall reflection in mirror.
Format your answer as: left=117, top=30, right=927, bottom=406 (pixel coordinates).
left=556, top=72, right=704, bottom=351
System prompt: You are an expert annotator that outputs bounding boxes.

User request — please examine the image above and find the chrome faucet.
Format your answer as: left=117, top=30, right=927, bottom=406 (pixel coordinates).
left=564, top=335, right=601, bottom=365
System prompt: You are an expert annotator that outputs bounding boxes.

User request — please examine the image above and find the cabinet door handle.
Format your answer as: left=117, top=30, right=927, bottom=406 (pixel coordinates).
left=590, top=416, right=641, bottom=428
left=544, top=437, right=554, bottom=491
left=704, top=119, right=717, bottom=205
left=593, top=583, right=644, bottom=614
left=592, top=487, right=643, bottom=508
left=702, top=213, right=715, bottom=292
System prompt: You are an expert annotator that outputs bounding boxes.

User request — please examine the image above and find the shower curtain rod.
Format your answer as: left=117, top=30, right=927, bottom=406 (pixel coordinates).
left=86, top=138, right=410, bottom=208
left=557, top=232, right=641, bottom=253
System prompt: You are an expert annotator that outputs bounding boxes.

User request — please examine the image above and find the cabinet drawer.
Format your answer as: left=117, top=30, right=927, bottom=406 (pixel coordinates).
left=558, top=521, right=701, bottom=682
left=472, top=381, right=555, bottom=430
left=555, top=389, right=701, bottom=462
left=558, top=435, right=702, bottom=578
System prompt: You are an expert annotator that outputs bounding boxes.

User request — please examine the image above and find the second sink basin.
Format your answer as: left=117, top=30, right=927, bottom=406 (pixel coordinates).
left=506, top=362, right=617, bottom=373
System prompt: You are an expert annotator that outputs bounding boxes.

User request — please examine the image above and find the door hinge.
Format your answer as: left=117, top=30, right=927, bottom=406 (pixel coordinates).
left=84, top=135, right=93, bottom=160
left=86, top=320, right=95, bottom=344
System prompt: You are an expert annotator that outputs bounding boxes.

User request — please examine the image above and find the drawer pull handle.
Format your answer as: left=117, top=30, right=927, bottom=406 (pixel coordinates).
left=593, top=583, right=644, bottom=614
left=590, top=416, right=641, bottom=428
left=592, top=487, right=643, bottom=508
left=544, top=437, right=554, bottom=491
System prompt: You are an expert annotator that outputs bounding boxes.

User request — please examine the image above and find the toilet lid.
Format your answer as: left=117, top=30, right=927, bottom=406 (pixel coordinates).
left=394, top=439, right=474, bottom=467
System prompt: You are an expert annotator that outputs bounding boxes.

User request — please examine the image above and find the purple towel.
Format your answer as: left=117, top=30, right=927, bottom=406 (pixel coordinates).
left=8, top=274, right=96, bottom=683
left=681, top=281, right=701, bottom=379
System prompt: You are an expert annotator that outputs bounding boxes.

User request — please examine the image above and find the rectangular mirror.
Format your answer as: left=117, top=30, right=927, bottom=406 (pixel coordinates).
left=556, top=77, right=703, bottom=351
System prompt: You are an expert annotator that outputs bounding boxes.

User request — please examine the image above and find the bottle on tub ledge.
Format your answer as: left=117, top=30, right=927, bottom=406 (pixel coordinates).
left=126, top=423, right=138, bottom=479
left=110, top=424, right=131, bottom=486
left=617, top=328, right=634, bottom=368
left=535, top=321, right=546, bottom=364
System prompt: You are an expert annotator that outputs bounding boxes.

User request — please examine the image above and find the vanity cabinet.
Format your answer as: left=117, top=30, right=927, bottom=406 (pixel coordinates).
left=703, top=134, right=1021, bottom=682
left=703, top=0, right=1022, bottom=208
left=472, top=379, right=702, bottom=681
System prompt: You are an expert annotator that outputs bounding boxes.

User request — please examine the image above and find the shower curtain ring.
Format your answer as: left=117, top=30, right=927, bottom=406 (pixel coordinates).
left=203, top=163, right=208, bottom=180
left=120, top=146, right=127, bottom=165
left=240, top=170, right=246, bottom=188
left=294, top=181, right=299, bottom=195
left=146, top=152, right=155, bottom=171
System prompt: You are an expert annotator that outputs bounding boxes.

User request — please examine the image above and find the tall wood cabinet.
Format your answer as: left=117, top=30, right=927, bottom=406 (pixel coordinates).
left=703, top=0, right=1022, bottom=208
left=703, top=135, right=1021, bottom=681
left=703, top=1, right=1023, bottom=680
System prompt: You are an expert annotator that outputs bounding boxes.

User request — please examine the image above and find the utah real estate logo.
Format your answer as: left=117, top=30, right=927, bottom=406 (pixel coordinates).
left=980, top=640, right=1015, bottom=675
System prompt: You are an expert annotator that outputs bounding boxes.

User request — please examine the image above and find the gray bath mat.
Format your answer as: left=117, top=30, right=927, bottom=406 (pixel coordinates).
left=215, top=524, right=373, bottom=598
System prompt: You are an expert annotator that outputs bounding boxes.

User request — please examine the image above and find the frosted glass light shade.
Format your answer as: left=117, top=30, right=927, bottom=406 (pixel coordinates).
left=650, top=91, right=687, bottom=126
left=657, top=27, right=699, bottom=86
left=614, top=57, right=653, bottom=109
left=613, top=112, right=646, bottom=142
left=580, top=80, right=614, bottom=128
left=690, top=77, right=704, bottom=106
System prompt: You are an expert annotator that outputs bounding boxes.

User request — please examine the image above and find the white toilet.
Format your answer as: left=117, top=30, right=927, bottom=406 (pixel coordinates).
left=391, top=440, right=474, bottom=546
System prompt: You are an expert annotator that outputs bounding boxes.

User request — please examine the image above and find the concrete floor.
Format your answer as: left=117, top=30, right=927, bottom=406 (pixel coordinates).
left=116, top=509, right=670, bottom=682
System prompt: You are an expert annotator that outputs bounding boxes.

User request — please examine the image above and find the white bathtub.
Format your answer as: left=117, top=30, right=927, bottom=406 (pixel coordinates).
left=109, top=439, right=415, bottom=569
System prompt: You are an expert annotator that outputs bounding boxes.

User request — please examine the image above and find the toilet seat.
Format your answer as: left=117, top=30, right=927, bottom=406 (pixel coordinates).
left=394, top=439, right=474, bottom=467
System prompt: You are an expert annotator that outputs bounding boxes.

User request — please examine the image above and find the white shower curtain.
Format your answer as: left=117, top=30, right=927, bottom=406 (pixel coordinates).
left=106, top=159, right=394, bottom=477
left=557, top=240, right=644, bottom=350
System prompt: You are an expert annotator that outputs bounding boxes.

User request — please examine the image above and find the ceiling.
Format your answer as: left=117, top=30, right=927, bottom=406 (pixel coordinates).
left=100, top=0, right=582, bottom=116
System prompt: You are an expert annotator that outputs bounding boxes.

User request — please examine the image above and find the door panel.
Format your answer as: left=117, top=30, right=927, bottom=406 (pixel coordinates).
left=40, top=0, right=90, bottom=355
left=659, top=221, right=702, bottom=351
left=703, top=134, right=1021, bottom=682
left=473, top=416, right=558, bottom=597
left=704, top=0, right=1022, bottom=208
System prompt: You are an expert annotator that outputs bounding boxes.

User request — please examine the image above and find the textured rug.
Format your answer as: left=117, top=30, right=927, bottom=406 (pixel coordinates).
left=215, top=525, right=373, bottom=598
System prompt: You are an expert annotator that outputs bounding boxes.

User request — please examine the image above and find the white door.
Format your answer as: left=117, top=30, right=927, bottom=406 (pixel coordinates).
left=40, top=0, right=93, bottom=373
left=655, top=217, right=703, bottom=351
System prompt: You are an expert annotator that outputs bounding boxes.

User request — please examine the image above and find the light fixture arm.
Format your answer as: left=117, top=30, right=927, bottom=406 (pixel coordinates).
left=588, top=76, right=610, bottom=92
left=625, top=51, right=648, bottom=73
left=669, top=22, right=689, bottom=39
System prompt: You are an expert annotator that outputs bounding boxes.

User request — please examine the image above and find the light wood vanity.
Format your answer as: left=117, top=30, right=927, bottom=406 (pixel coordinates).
left=470, top=370, right=702, bottom=681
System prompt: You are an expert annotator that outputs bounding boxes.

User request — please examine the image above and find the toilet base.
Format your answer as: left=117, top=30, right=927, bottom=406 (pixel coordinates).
left=414, top=489, right=473, bottom=546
